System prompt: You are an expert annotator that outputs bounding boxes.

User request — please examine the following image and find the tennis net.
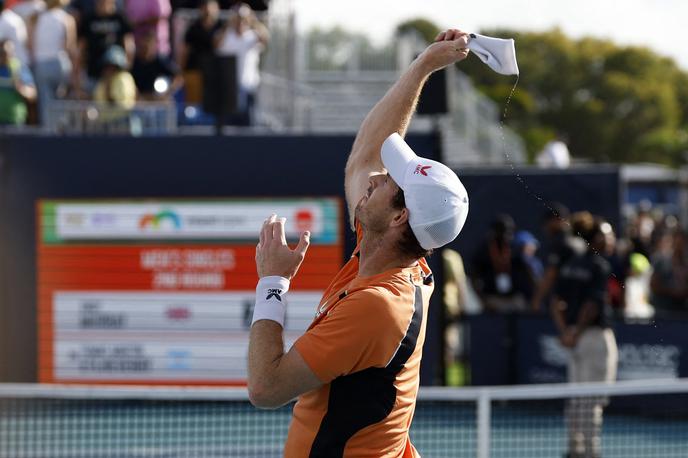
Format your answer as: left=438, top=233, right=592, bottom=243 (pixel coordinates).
left=0, top=379, right=686, bottom=457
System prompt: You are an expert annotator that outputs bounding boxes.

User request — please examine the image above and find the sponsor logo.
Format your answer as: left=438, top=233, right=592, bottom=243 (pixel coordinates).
left=617, top=343, right=680, bottom=380
left=91, top=213, right=117, bottom=226
left=539, top=335, right=569, bottom=366
left=167, top=349, right=191, bottom=370
left=139, top=210, right=182, bottom=230
left=414, top=165, right=432, bottom=176
left=64, top=212, right=86, bottom=227
left=166, top=306, right=191, bottom=321
left=537, top=335, right=681, bottom=381
left=266, top=289, right=282, bottom=301
left=295, top=209, right=314, bottom=232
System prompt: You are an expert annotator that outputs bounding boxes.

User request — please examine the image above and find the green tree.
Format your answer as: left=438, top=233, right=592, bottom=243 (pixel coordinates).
left=459, top=28, right=688, bottom=166
left=396, top=18, right=441, bottom=44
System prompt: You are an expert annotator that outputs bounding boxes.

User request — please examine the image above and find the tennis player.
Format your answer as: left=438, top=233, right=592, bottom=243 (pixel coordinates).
left=248, top=29, right=471, bottom=457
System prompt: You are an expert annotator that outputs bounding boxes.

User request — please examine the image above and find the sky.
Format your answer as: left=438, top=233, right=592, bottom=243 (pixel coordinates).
left=293, top=0, right=687, bottom=70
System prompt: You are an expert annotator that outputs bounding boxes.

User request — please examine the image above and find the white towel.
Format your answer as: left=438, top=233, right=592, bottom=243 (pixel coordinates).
left=467, top=33, right=519, bottom=76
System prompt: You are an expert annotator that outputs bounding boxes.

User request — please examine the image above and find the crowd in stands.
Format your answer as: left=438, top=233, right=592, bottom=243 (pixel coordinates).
left=448, top=202, right=688, bottom=321
left=0, top=0, right=269, bottom=127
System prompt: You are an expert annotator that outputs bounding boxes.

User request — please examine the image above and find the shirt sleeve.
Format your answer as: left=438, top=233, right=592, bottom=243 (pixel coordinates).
left=112, top=72, right=137, bottom=105
left=18, top=64, right=34, bottom=86
left=158, top=0, right=171, bottom=18
left=293, top=289, right=407, bottom=383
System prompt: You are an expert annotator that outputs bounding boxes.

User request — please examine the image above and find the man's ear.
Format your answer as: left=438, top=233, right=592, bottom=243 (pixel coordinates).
left=390, top=207, right=409, bottom=228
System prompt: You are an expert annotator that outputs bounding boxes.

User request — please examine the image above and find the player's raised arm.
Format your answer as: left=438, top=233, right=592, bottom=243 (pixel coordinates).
left=344, top=29, right=471, bottom=229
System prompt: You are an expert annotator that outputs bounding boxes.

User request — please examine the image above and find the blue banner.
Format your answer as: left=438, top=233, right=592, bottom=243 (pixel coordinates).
left=469, top=314, right=688, bottom=386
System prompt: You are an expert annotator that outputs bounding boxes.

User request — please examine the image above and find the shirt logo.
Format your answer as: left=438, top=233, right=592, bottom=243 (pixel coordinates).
left=266, top=289, right=282, bottom=301
left=414, top=165, right=432, bottom=176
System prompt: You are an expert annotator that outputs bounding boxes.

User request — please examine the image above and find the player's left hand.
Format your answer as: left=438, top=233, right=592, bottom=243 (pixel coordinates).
left=256, top=214, right=310, bottom=280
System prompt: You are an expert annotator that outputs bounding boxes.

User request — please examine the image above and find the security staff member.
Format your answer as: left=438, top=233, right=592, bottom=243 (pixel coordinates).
left=551, top=218, right=619, bottom=458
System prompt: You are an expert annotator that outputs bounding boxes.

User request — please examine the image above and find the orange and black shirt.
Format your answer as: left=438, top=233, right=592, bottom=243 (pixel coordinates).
left=285, top=223, right=434, bottom=457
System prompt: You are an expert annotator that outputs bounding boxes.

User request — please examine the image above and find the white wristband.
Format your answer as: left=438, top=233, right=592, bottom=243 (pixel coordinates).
left=251, top=276, right=290, bottom=328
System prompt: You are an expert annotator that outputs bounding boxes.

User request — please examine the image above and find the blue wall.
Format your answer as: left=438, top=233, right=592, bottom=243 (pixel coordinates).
left=446, top=166, right=622, bottom=269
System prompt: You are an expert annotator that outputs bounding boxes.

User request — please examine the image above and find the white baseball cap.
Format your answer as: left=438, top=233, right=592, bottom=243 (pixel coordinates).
left=381, top=133, right=469, bottom=250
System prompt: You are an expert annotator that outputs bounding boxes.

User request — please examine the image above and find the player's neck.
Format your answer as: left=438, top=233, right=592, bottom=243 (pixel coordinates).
left=358, top=233, right=417, bottom=277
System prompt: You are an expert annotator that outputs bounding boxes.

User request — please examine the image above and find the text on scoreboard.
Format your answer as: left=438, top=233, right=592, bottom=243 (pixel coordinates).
left=37, top=198, right=343, bottom=384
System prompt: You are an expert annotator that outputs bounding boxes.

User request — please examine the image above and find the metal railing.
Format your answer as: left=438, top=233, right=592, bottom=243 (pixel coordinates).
left=256, top=73, right=314, bottom=131
left=44, top=100, right=177, bottom=136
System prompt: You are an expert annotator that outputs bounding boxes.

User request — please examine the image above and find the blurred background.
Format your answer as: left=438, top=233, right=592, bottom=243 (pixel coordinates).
left=0, top=0, right=687, bottom=456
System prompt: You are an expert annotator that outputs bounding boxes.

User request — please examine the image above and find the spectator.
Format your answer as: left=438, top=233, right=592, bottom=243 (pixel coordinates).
left=68, top=0, right=123, bottom=22
left=649, top=229, right=688, bottom=318
left=536, top=139, right=571, bottom=169
left=0, top=38, right=36, bottom=125
left=471, top=214, right=528, bottom=312
left=180, top=0, right=222, bottom=104
left=0, top=0, right=29, bottom=65
left=600, top=219, right=628, bottom=316
left=10, top=0, right=42, bottom=57
left=442, top=248, right=469, bottom=385
left=214, top=2, right=268, bottom=125
left=511, top=230, right=544, bottom=304
left=626, top=200, right=655, bottom=258
left=551, top=218, right=618, bottom=458
left=172, top=0, right=267, bottom=9
left=624, top=251, right=654, bottom=319
left=131, top=31, right=182, bottom=100
left=76, top=0, right=133, bottom=94
left=124, top=0, right=171, bottom=57
left=531, top=203, right=576, bottom=312
left=93, top=44, right=135, bottom=109
left=32, top=0, right=77, bottom=124
left=11, top=0, right=44, bottom=23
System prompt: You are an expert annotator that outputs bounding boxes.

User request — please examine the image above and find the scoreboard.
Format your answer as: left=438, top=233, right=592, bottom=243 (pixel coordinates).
left=37, top=198, right=343, bottom=385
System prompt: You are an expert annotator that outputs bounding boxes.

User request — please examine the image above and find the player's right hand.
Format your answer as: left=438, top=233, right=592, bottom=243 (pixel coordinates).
left=418, top=28, right=470, bottom=73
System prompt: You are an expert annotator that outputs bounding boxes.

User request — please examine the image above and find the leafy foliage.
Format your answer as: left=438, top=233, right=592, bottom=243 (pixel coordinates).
left=458, top=27, right=688, bottom=165
left=396, top=18, right=441, bottom=44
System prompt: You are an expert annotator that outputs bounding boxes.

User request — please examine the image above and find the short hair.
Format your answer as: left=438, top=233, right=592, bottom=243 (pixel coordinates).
left=491, top=213, right=515, bottom=236
left=391, top=187, right=433, bottom=259
left=580, top=217, right=613, bottom=245
left=570, top=211, right=594, bottom=238
left=543, top=202, right=570, bottom=222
